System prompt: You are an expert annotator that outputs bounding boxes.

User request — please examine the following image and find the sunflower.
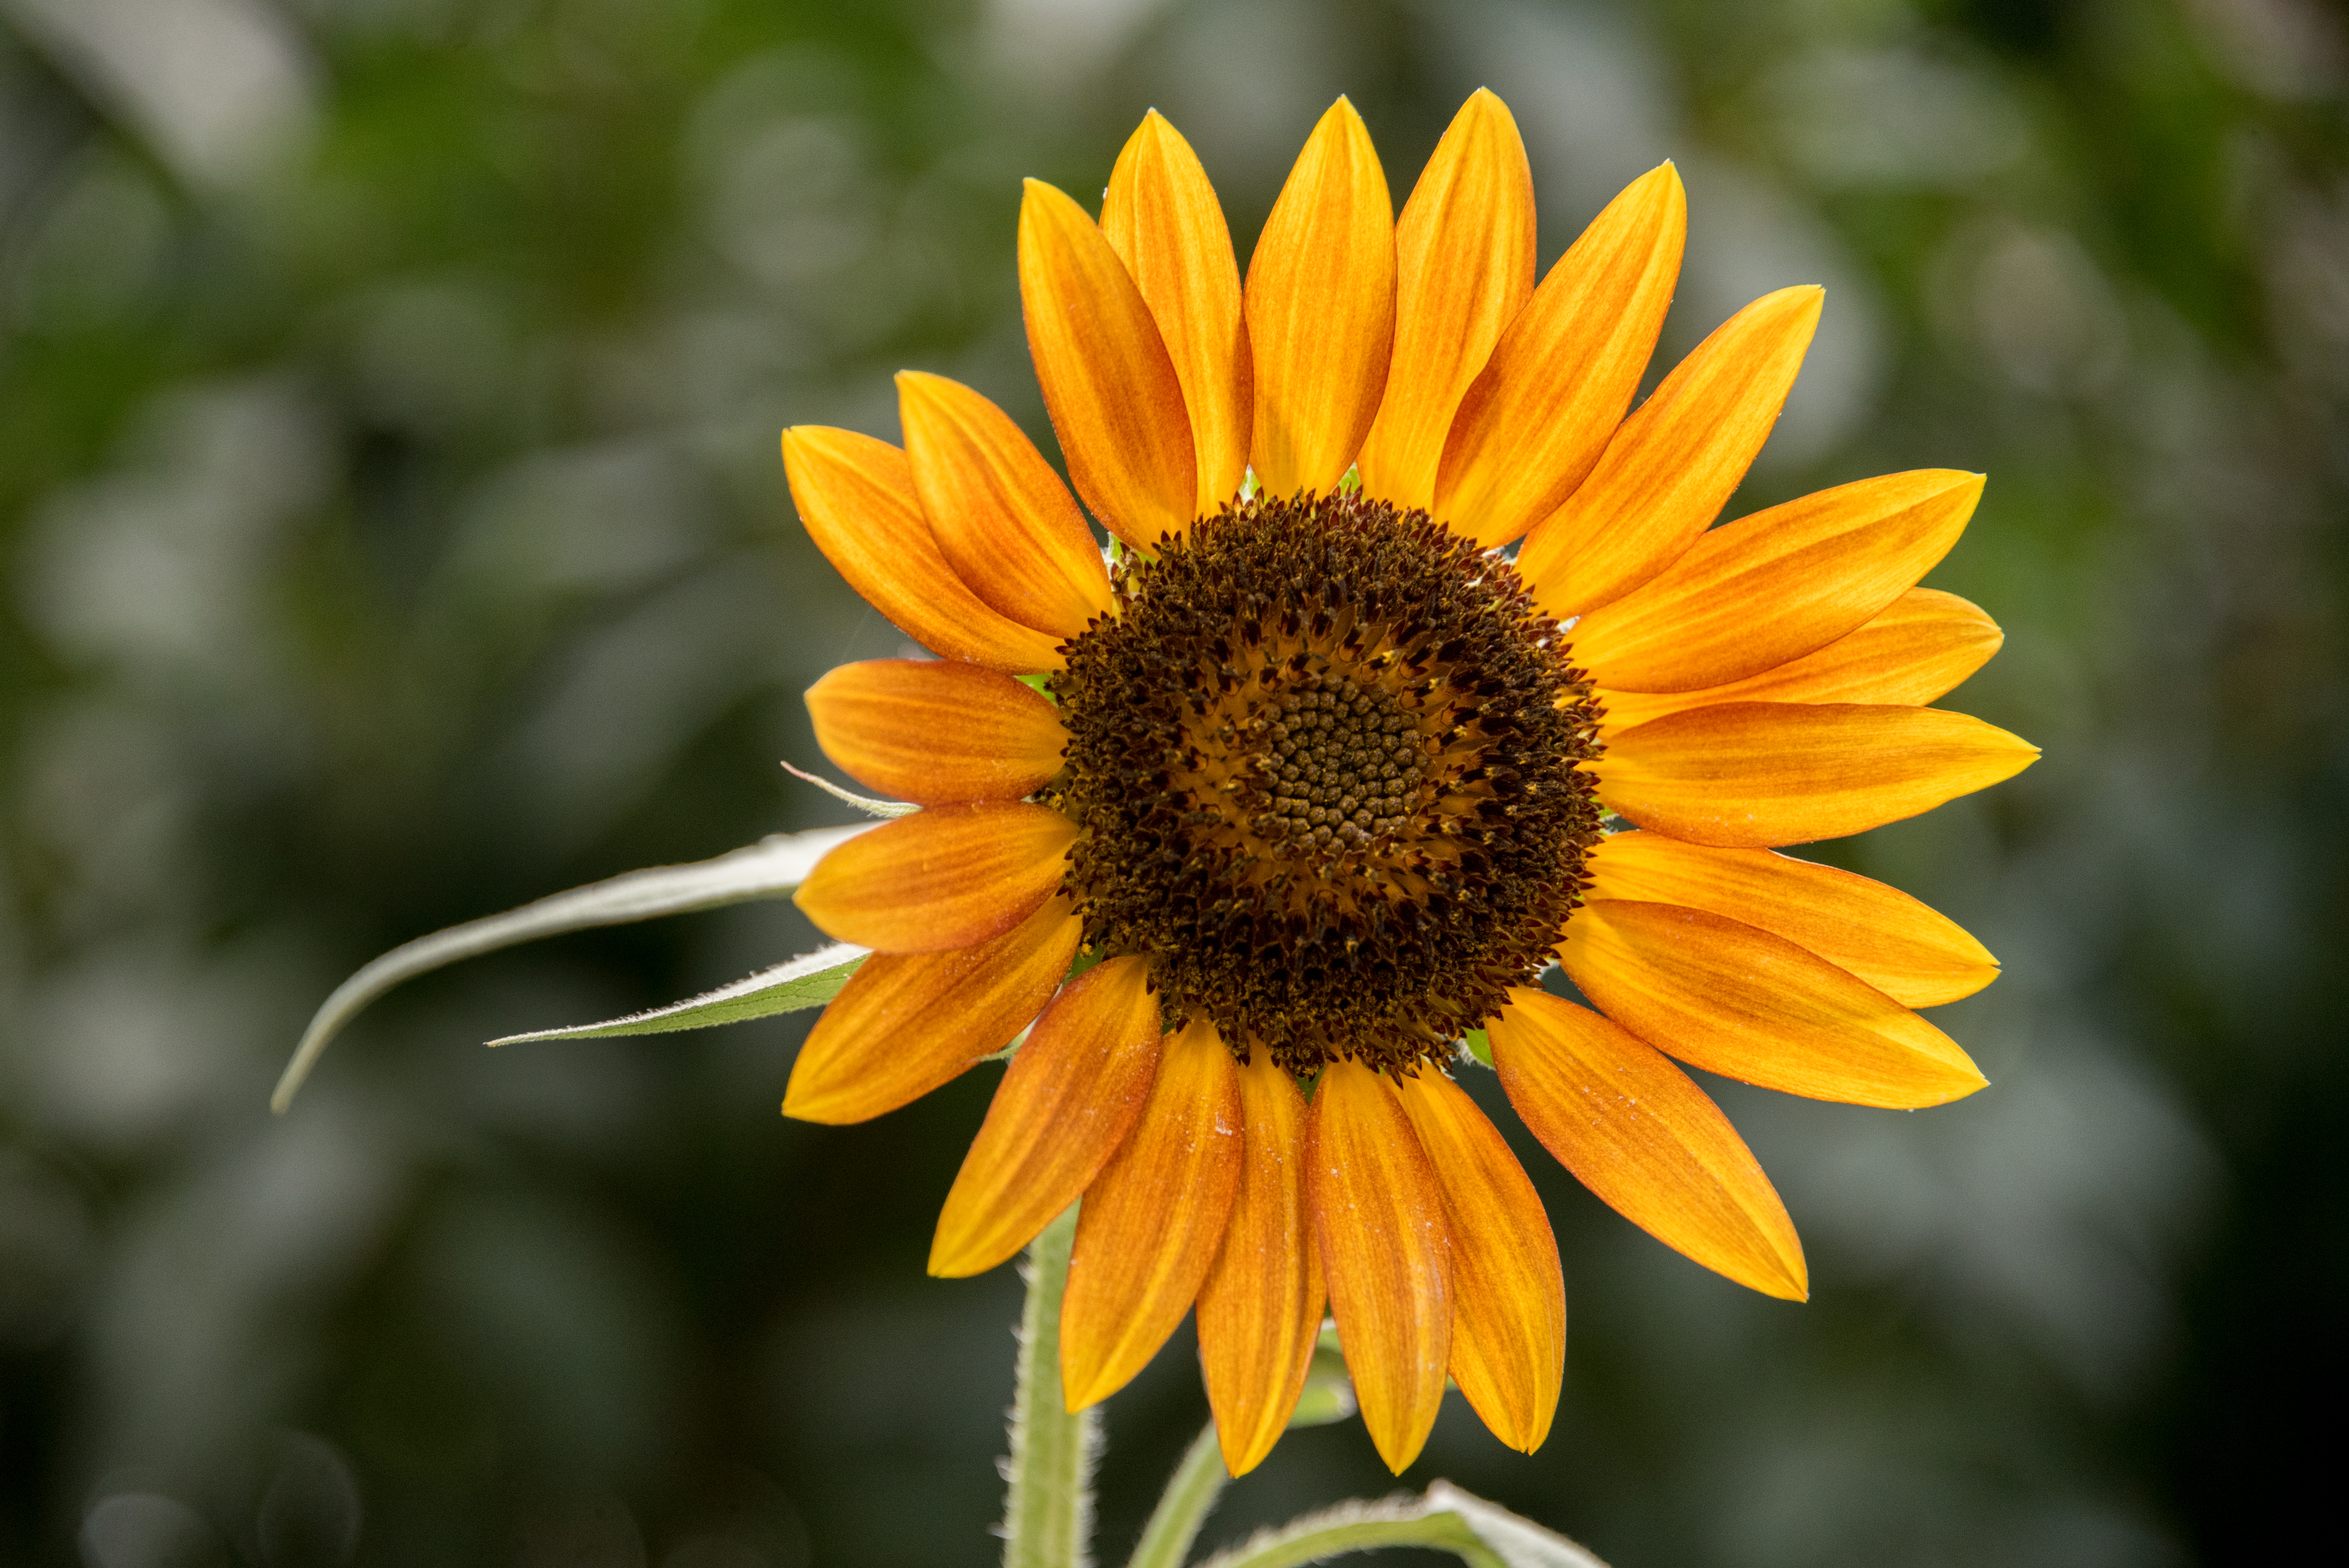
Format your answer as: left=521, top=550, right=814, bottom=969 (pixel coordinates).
left=775, top=92, right=2037, bottom=1479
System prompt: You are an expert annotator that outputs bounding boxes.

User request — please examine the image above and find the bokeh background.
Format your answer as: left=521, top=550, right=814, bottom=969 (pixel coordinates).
left=2, top=0, right=2343, bottom=1564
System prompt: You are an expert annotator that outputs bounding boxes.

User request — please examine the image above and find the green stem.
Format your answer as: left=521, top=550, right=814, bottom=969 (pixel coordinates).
left=1192, top=1501, right=1505, bottom=1568
left=1002, top=1204, right=1099, bottom=1568
left=1125, top=1422, right=1228, bottom=1568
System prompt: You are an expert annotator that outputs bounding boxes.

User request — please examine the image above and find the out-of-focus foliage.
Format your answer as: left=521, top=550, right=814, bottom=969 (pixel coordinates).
left=0, top=1, right=2341, bottom=1565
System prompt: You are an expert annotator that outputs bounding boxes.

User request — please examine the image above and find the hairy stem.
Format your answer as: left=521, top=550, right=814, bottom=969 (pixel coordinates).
left=1126, top=1422, right=1228, bottom=1568
left=1002, top=1204, right=1099, bottom=1568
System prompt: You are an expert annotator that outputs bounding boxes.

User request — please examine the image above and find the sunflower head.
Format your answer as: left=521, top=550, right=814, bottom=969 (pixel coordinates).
left=779, top=89, right=2037, bottom=1480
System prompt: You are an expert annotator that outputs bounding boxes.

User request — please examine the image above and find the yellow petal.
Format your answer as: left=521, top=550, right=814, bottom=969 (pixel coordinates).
left=1103, top=112, right=1251, bottom=514
left=929, top=955, right=1161, bottom=1277
left=1197, top=1050, right=1324, bottom=1478
left=793, top=802, right=1076, bottom=953
left=1488, top=989, right=1805, bottom=1300
left=1595, top=587, right=2003, bottom=729
left=1020, top=179, right=1196, bottom=547
left=1593, top=701, right=2040, bottom=848
left=1354, top=89, right=1535, bottom=511
left=781, top=427, right=1066, bottom=673
left=784, top=896, right=1083, bottom=1124
left=805, top=658, right=1068, bottom=806
left=897, top=372, right=1113, bottom=639
left=1517, top=286, right=1822, bottom=614
left=1587, top=831, right=1998, bottom=1007
left=1433, top=164, right=1685, bottom=548
left=1061, top=1020, right=1243, bottom=1409
left=1245, top=98, right=1397, bottom=497
left=1571, top=471, right=1984, bottom=694
left=1558, top=899, right=1988, bottom=1108
left=1391, top=1069, right=1563, bottom=1454
left=1307, top=1059, right=1450, bottom=1474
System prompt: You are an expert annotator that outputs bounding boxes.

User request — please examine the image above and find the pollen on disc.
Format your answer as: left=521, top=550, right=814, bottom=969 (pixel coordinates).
left=1045, top=490, right=1605, bottom=1077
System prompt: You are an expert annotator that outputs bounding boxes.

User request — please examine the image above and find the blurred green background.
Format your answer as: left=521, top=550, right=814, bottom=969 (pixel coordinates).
left=2, top=0, right=2343, bottom=1564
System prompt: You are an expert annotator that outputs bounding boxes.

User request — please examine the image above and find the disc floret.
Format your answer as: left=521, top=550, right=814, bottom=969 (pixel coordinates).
left=1048, top=490, right=1605, bottom=1076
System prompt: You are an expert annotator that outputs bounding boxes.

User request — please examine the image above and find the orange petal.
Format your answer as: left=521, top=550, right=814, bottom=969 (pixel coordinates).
left=1558, top=899, right=1987, bottom=1108
left=785, top=896, right=1083, bottom=1124
left=896, top=372, right=1113, bottom=638
left=1103, top=112, right=1251, bottom=514
left=1433, top=164, right=1685, bottom=548
left=1587, top=831, right=1998, bottom=1007
left=1197, top=1050, right=1325, bottom=1478
left=1307, top=1058, right=1450, bottom=1474
left=1595, top=588, right=2004, bottom=729
left=1020, top=179, right=1197, bottom=548
left=1570, top=471, right=1984, bottom=694
left=1593, top=701, right=2040, bottom=848
left=805, top=658, right=1068, bottom=805
left=1245, top=98, right=1397, bottom=497
left=1391, top=1070, right=1564, bottom=1454
left=1517, top=286, right=1822, bottom=615
left=782, top=427, right=1066, bottom=673
left=1061, top=1019, right=1244, bottom=1408
left=793, top=802, right=1076, bottom=953
left=1354, top=89, right=1535, bottom=511
left=929, top=955, right=1161, bottom=1277
left=1488, top=989, right=1805, bottom=1300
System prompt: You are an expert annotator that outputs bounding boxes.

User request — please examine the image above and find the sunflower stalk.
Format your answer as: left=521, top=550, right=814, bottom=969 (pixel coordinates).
left=1003, top=1204, right=1101, bottom=1568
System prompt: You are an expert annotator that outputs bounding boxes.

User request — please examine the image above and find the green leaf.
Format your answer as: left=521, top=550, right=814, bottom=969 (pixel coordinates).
left=488, top=943, right=868, bottom=1045
left=1192, top=1485, right=1612, bottom=1568
left=1423, top=1484, right=1612, bottom=1568
left=271, top=824, right=872, bottom=1112
left=1192, top=1499, right=1503, bottom=1568
left=781, top=760, right=919, bottom=817
left=1461, top=1029, right=1493, bottom=1068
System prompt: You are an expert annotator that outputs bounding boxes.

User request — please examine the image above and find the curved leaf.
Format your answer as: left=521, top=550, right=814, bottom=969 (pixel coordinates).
left=488, top=943, right=869, bottom=1046
left=272, top=823, right=872, bottom=1111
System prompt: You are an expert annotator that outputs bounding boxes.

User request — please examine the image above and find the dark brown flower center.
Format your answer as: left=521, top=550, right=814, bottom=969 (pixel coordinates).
left=1047, top=489, right=1603, bottom=1076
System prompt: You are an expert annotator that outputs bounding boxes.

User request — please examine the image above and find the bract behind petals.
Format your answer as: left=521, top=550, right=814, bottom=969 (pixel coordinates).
left=1433, top=163, right=1685, bottom=548
left=1355, top=88, right=1535, bottom=512
left=1594, top=587, right=2003, bottom=729
left=1061, top=1019, right=1243, bottom=1410
left=784, top=896, right=1083, bottom=1125
left=1559, top=899, right=1988, bottom=1109
left=793, top=801, right=1076, bottom=953
left=1103, top=111, right=1252, bottom=515
left=1489, top=989, right=1807, bottom=1300
left=1245, top=97, right=1396, bottom=498
left=805, top=658, right=1068, bottom=806
left=1587, top=832, right=1999, bottom=1008
left=897, top=371, right=1113, bottom=638
left=1197, top=1051, right=1324, bottom=1479
left=1570, top=470, right=1984, bottom=695
left=1020, top=179, right=1197, bottom=548
left=781, top=427, right=1066, bottom=673
left=1594, top=701, right=2040, bottom=848
left=929, top=955, right=1161, bottom=1278
left=1308, top=1059, right=1451, bottom=1475
left=1392, top=1069, right=1564, bottom=1455
left=1517, top=286, right=1821, bottom=616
